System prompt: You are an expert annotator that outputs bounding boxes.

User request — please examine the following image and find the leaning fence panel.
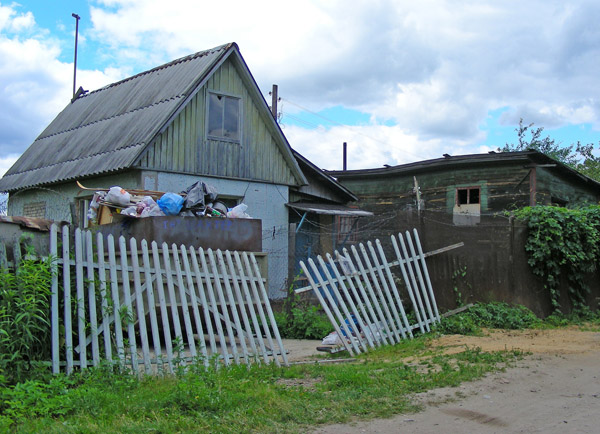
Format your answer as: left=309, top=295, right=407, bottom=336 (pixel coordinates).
left=297, top=229, right=444, bottom=355
left=48, top=224, right=287, bottom=374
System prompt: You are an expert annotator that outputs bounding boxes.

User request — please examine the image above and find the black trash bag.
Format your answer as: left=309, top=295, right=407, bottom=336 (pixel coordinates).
left=180, top=181, right=218, bottom=212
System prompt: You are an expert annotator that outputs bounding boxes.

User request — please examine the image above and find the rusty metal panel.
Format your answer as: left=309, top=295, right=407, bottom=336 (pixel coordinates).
left=94, top=216, right=262, bottom=252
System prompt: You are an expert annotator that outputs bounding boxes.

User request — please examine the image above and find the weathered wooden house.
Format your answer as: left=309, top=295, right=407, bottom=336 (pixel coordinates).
left=0, top=42, right=362, bottom=298
left=328, top=150, right=600, bottom=226
left=327, top=150, right=600, bottom=315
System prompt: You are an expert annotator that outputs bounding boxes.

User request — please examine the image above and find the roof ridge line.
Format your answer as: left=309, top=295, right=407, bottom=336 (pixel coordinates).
left=81, top=43, right=233, bottom=98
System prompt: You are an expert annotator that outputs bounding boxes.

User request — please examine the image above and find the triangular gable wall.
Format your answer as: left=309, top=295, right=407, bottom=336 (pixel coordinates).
left=137, top=56, right=300, bottom=186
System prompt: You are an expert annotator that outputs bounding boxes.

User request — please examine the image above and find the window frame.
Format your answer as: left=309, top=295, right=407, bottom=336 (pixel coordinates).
left=206, top=91, right=242, bottom=143
left=455, top=186, right=481, bottom=206
left=335, top=215, right=358, bottom=244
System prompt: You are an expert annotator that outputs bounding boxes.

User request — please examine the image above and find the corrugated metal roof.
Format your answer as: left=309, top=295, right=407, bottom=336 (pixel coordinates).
left=0, top=43, right=233, bottom=192
left=287, top=202, right=374, bottom=216
left=327, top=150, right=600, bottom=190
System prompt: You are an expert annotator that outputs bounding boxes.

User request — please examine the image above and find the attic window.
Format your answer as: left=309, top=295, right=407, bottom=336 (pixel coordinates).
left=208, top=92, right=240, bottom=142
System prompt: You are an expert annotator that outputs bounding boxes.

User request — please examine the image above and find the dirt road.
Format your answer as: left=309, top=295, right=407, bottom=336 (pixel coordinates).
left=312, top=328, right=600, bottom=434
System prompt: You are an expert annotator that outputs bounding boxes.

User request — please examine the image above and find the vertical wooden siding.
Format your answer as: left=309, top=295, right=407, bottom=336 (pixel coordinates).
left=138, top=58, right=297, bottom=186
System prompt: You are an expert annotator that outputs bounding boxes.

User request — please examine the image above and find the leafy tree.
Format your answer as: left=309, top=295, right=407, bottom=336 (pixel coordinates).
left=499, top=118, right=600, bottom=181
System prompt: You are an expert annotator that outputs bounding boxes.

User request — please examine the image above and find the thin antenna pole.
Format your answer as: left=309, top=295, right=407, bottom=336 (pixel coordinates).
left=343, top=142, right=347, bottom=171
left=72, top=13, right=80, bottom=99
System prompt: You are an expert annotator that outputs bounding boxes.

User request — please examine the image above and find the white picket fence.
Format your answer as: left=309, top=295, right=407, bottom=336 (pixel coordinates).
left=48, top=224, right=288, bottom=375
left=296, top=229, right=441, bottom=356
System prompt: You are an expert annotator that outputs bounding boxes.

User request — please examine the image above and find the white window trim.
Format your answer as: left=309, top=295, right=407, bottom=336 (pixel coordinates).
left=206, top=90, right=242, bottom=144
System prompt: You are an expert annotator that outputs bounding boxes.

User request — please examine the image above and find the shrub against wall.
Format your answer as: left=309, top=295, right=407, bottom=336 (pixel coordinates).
left=514, top=205, right=600, bottom=311
left=0, top=255, right=55, bottom=384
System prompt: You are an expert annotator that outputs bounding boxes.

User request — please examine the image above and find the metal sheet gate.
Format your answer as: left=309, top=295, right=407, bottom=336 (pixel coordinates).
left=296, top=229, right=441, bottom=355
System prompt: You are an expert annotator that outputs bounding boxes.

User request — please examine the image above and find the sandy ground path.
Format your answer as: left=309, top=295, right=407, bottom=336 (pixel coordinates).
left=311, top=328, right=600, bottom=434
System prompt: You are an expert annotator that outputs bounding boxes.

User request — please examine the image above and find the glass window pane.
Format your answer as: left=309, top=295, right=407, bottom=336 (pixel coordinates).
left=208, top=93, right=224, bottom=136
left=223, top=97, right=239, bottom=140
left=457, top=189, right=468, bottom=205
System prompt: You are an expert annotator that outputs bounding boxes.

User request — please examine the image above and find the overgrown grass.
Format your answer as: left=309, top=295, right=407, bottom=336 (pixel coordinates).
left=435, top=302, right=541, bottom=335
left=2, top=335, right=524, bottom=433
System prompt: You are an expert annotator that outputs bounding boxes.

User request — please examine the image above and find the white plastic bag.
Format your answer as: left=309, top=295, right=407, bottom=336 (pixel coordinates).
left=105, top=186, right=131, bottom=206
left=227, top=203, right=251, bottom=219
left=321, top=332, right=342, bottom=346
left=120, top=206, right=138, bottom=216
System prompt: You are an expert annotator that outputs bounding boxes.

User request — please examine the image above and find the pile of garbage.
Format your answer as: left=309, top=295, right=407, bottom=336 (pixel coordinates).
left=85, top=181, right=251, bottom=225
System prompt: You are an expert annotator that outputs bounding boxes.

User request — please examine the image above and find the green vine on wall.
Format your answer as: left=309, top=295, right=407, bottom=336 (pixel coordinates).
left=513, top=205, right=600, bottom=311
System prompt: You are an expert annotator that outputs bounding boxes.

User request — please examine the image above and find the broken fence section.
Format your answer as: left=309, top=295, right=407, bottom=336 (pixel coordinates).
left=296, top=229, right=459, bottom=356
left=48, top=224, right=288, bottom=375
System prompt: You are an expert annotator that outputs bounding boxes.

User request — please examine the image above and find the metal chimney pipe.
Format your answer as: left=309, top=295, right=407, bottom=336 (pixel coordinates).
left=343, top=142, right=347, bottom=171
left=271, top=84, right=278, bottom=120
left=72, top=13, right=80, bottom=99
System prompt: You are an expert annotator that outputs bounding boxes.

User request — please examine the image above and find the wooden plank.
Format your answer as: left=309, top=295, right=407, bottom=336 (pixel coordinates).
left=329, top=252, right=377, bottom=349
left=315, top=255, right=362, bottom=354
left=405, top=231, right=435, bottom=326
left=96, top=232, right=113, bottom=363
left=118, top=236, right=138, bottom=373
left=107, top=234, right=125, bottom=365
left=207, top=248, right=239, bottom=365
left=300, top=259, right=354, bottom=357
left=189, top=247, right=218, bottom=360
left=50, top=224, right=60, bottom=373
left=349, top=245, right=393, bottom=345
left=141, top=240, right=163, bottom=372
left=248, top=252, right=288, bottom=366
left=232, top=251, right=269, bottom=363
left=365, top=241, right=403, bottom=342
left=414, top=229, right=441, bottom=321
left=198, top=247, right=230, bottom=365
left=171, top=244, right=197, bottom=358
left=85, top=230, right=100, bottom=366
left=339, top=249, right=383, bottom=348
left=161, top=242, right=185, bottom=364
left=62, top=226, right=74, bottom=374
left=225, top=250, right=257, bottom=359
left=130, top=238, right=152, bottom=374
left=151, top=241, right=174, bottom=373
left=217, top=250, right=248, bottom=361
left=375, top=240, right=413, bottom=338
left=391, top=235, right=426, bottom=334
left=74, top=229, right=87, bottom=369
left=180, top=245, right=208, bottom=365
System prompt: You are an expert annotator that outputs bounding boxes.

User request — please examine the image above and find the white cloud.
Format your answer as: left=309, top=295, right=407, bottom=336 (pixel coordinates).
left=0, top=3, right=125, bottom=157
left=86, top=1, right=600, bottom=150
left=1, top=0, right=599, bottom=172
left=0, top=154, right=18, bottom=178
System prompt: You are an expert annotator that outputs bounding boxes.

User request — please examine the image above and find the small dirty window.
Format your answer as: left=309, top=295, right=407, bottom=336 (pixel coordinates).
left=208, top=93, right=240, bottom=142
left=336, top=216, right=358, bottom=244
left=456, top=187, right=480, bottom=206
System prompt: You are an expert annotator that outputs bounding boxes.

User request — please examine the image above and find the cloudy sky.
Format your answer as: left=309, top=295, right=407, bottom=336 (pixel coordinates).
left=1, top=0, right=599, bottom=177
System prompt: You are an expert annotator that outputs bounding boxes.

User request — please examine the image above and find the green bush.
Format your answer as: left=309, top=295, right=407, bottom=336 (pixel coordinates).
left=514, top=205, right=600, bottom=310
left=436, top=302, right=540, bottom=335
left=275, top=305, right=333, bottom=339
left=0, top=256, right=55, bottom=384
